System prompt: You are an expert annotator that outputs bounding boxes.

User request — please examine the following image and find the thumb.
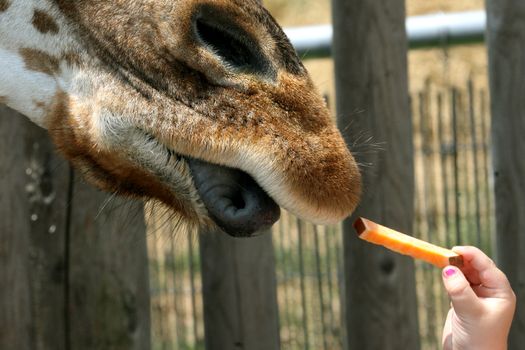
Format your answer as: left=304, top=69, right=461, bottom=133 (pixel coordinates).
left=442, top=266, right=483, bottom=318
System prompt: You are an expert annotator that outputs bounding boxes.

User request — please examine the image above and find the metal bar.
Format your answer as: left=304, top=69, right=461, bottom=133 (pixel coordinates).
left=169, top=236, right=184, bottom=348
left=451, top=88, right=462, bottom=245
left=277, top=215, right=292, bottom=346
left=459, top=90, right=475, bottom=244
left=458, top=91, right=476, bottom=242
left=322, top=226, right=336, bottom=337
left=187, top=233, right=199, bottom=347
left=313, top=225, right=328, bottom=350
left=437, top=92, right=452, bottom=247
left=468, top=80, right=483, bottom=246
left=285, top=10, right=486, bottom=58
left=479, top=89, right=493, bottom=251
left=296, top=218, right=310, bottom=350
left=288, top=214, right=300, bottom=347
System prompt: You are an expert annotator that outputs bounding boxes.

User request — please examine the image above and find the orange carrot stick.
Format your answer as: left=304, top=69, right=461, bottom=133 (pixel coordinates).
left=354, top=217, right=463, bottom=268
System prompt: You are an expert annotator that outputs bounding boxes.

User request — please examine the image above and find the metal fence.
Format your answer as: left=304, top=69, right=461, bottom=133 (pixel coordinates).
left=146, top=73, right=493, bottom=349
left=412, top=79, right=493, bottom=349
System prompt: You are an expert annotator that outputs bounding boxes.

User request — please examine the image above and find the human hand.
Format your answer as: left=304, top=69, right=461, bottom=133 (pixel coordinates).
left=441, top=246, right=516, bottom=350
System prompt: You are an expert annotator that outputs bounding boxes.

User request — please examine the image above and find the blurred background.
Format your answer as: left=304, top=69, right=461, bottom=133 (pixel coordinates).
left=148, top=1, right=491, bottom=349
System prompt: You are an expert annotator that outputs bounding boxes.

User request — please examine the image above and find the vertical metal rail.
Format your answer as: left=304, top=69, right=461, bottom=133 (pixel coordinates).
left=313, top=226, right=328, bottom=350
left=168, top=236, right=183, bottom=348
left=296, top=218, right=310, bottom=350
left=479, top=90, right=493, bottom=247
left=459, top=91, right=475, bottom=244
left=277, top=216, right=292, bottom=347
left=467, top=80, right=483, bottom=246
left=334, top=225, right=346, bottom=350
left=417, top=91, right=430, bottom=241
left=322, top=226, right=336, bottom=341
left=451, top=88, right=462, bottom=245
left=187, top=233, right=199, bottom=347
left=287, top=215, right=299, bottom=348
left=437, top=92, right=452, bottom=247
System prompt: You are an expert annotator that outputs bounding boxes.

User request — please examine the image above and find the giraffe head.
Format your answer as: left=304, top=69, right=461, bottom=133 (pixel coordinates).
left=10, top=0, right=362, bottom=236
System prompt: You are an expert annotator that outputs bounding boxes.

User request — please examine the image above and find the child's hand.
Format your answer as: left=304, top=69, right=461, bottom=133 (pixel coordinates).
left=441, top=246, right=516, bottom=350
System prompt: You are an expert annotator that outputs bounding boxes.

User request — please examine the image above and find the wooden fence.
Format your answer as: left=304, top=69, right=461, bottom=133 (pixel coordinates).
left=0, top=108, right=150, bottom=350
left=2, top=1, right=525, bottom=349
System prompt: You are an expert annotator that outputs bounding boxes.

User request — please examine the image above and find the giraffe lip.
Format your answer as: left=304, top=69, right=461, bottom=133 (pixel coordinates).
left=186, top=157, right=280, bottom=237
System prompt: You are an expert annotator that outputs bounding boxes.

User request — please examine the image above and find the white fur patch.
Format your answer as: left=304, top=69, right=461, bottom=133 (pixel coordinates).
left=0, top=0, right=80, bottom=125
left=0, top=46, right=57, bottom=125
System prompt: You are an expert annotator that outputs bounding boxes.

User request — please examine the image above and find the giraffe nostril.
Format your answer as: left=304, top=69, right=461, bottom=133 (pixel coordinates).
left=193, top=9, right=274, bottom=78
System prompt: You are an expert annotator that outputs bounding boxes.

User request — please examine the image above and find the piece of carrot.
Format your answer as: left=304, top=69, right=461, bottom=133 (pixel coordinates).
left=353, top=217, right=463, bottom=268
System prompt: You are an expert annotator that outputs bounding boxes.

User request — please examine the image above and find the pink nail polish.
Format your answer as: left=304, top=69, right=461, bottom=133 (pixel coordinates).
left=444, top=268, right=456, bottom=277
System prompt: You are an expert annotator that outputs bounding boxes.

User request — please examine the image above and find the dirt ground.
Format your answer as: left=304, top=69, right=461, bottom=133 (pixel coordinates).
left=265, top=0, right=487, bottom=96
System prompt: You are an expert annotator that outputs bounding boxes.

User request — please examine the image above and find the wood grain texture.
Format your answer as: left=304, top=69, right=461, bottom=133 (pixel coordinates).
left=67, top=182, right=151, bottom=350
left=0, top=106, right=69, bottom=350
left=199, top=230, right=280, bottom=350
left=0, top=106, right=151, bottom=350
left=486, top=1, right=525, bottom=348
left=331, top=0, right=420, bottom=348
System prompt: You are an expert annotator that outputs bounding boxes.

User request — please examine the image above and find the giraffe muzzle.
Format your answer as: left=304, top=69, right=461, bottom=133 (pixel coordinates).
left=187, top=157, right=281, bottom=237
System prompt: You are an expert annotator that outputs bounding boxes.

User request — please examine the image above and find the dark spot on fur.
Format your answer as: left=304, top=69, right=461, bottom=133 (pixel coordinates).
left=20, top=48, right=60, bottom=76
left=62, top=51, right=82, bottom=67
left=32, top=9, right=59, bottom=34
left=0, top=0, right=10, bottom=13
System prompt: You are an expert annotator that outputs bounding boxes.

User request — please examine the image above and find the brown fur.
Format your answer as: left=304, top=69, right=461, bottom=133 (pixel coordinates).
left=0, top=96, right=7, bottom=105
left=0, top=0, right=9, bottom=13
left=41, top=0, right=361, bottom=224
left=46, top=91, right=203, bottom=222
left=32, top=9, right=59, bottom=34
left=19, top=48, right=60, bottom=76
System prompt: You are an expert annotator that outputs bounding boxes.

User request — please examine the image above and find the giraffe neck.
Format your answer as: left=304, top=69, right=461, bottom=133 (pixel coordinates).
left=0, top=0, right=80, bottom=127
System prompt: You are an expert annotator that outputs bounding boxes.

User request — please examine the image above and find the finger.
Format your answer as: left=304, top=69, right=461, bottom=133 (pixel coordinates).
left=442, top=309, right=453, bottom=350
left=452, top=246, right=493, bottom=271
left=461, top=265, right=482, bottom=286
left=453, top=246, right=511, bottom=291
left=442, top=266, right=483, bottom=317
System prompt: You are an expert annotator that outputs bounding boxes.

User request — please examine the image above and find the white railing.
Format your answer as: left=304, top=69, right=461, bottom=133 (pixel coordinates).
left=285, top=10, right=486, bottom=58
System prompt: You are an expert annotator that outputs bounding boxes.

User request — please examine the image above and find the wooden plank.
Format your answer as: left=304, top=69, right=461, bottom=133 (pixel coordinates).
left=0, top=106, right=69, bottom=350
left=199, top=230, right=280, bottom=350
left=331, top=0, right=420, bottom=348
left=0, top=105, right=151, bottom=349
left=67, top=181, right=151, bottom=350
left=485, top=1, right=525, bottom=348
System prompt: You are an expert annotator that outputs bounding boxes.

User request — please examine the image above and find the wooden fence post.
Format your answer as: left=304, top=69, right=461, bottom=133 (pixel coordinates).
left=67, top=180, right=151, bottom=350
left=0, top=107, right=151, bottom=350
left=197, top=1, right=279, bottom=348
left=486, top=1, right=525, bottom=348
left=332, top=0, right=420, bottom=349
left=0, top=106, right=70, bottom=350
left=199, top=230, right=280, bottom=350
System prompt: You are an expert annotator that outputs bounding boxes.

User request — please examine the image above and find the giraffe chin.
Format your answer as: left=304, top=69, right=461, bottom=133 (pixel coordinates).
left=186, top=157, right=281, bottom=237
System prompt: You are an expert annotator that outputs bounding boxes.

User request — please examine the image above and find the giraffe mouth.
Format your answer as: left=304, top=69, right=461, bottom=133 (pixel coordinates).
left=186, top=158, right=280, bottom=237
left=139, top=131, right=280, bottom=237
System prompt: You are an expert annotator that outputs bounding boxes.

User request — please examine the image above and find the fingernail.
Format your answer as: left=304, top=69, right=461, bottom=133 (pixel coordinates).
left=444, top=268, right=456, bottom=277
